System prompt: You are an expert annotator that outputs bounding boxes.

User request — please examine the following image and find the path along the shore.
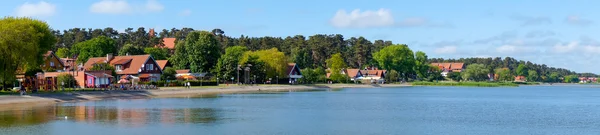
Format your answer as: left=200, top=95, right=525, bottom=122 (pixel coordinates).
left=0, top=84, right=411, bottom=108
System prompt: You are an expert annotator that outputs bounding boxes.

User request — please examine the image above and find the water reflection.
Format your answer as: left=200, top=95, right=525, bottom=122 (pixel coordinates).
left=0, top=104, right=222, bottom=128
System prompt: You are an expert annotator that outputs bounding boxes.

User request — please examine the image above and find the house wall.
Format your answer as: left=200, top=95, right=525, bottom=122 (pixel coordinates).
left=139, top=58, right=162, bottom=74
left=86, top=75, right=95, bottom=88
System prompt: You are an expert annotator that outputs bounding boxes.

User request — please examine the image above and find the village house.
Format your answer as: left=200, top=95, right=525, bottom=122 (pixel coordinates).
left=579, top=77, right=598, bottom=83
left=327, top=67, right=386, bottom=84
left=84, top=54, right=162, bottom=82
left=41, top=51, right=66, bottom=72
left=430, top=63, right=465, bottom=77
left=514, top=76, right=526, bottom=82
left=360, top=67, right=387, bottom=84
left=286, top=63, right=303, bottom=84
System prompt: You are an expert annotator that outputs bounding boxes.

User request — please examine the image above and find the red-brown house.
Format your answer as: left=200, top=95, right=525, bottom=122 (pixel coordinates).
left=83, top=54, right=162, bottom=82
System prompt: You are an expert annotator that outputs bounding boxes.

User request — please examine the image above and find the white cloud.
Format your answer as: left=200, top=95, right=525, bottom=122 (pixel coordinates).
left=90, top=0, right=164, bottom=14
left=16, top=1, right=56, bottom=17
left=90, top=0, right=131, bottom=14
left=434, top=46, right=457, bottom=54
left=330, top=8, right=394, bottom=28
left=179, top=9, right=192, bottom=16
left=145, top=0, right=164, bottom=12
left=553, top=41, right=578, bottom=53
left=565, top=15, right=593, bottom=27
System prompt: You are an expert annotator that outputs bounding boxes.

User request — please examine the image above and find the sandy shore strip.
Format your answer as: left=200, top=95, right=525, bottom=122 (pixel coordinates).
left=0, top=84, right=410, bottom=108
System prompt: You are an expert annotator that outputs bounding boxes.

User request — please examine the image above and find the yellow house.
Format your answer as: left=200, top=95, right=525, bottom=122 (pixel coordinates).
left=41, top=51, right=65, bottom=72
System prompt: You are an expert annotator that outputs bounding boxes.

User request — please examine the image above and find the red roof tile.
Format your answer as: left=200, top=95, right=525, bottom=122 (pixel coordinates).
left=84, top=55, right=151, bottom=75
left=156, top=60, right=169, bottom=70
left=162, top=38, right=176, bottom=49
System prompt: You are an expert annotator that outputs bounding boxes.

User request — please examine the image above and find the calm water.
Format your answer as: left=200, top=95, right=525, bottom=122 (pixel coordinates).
left=2, top=86, right=600, bottom=135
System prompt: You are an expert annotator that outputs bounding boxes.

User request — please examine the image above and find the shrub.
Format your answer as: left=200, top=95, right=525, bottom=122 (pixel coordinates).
left=56, top=73, right=77, bottom=87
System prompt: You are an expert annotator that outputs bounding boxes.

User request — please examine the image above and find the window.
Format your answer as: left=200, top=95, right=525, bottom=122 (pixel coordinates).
left=50, top=62, right=54, bottom=67
left=115, top=65, right=122, bottom=71
left=146, top=64, right=153, bottom=71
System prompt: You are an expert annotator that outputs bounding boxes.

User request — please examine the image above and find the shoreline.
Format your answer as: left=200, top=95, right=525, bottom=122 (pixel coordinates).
left=0, top=84, right=410, bottom=109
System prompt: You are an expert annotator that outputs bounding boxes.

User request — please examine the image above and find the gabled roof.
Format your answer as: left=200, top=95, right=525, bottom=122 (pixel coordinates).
left=286, top=63, right=301, bottom=75
left=84, top=55, right=152, bottom=75
left=44, top=51, right=65, bottom=67
left=156, top=60, right=169, bottom=70
left=162, top=38, right=177, bottom=49
left=346, top=69, right=361, bottom=78
left=450, top=63, right=465, bottom=70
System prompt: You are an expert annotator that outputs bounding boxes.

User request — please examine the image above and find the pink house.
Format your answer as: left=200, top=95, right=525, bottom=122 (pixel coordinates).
left=85, top=71, right=113, bottom=88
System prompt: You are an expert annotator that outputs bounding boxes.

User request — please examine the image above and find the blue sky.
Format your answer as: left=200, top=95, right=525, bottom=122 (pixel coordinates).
left=3, top=0, right=600, bottom=73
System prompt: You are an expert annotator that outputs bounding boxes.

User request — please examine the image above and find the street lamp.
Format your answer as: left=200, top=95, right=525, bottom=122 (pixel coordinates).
left=61, top=81, right=64, bottom=91
left=237, top=65, right=241, bottom=85
left=276, top=76, right=279, bottom=84
left=217, top=77, right=219, bottom=85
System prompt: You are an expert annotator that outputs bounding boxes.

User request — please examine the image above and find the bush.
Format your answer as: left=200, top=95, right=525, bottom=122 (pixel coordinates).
left=56, top=73, right=77, bottom=87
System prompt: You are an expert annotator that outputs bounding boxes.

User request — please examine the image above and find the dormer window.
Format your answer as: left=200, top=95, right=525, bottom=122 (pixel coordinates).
left=115, top=65, right=122, bottom=71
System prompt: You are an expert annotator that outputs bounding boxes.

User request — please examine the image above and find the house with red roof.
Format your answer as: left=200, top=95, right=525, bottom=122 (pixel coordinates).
left=161, top=38, right=177, bottom=54
left=83, top=54, right=162, bottom=82
left=431, top=62, right=465, bottom=77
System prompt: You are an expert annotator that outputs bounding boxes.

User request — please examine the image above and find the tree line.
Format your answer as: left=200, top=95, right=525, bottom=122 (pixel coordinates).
left=1, top=16, right=592, bottom=88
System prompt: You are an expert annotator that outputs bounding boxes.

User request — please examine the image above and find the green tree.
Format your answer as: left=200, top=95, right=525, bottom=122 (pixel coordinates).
left=239, top=48, right=288, bottom=78
left=385, top=70, right=400, bottom=83
left=527, top=70, right=539, bottom=82
left=72, top=36, right=117, bottom=64
left=56, top=48, right=71, bottom=58
left=143, top=47, right=169, bottom=60
left=494, top=68, right=513, bottom=82
left=118, top=44, right=144, bottom=56
left=291, top=47, right=313, bottom=69
left=56, top=73, right=77, bottom=88
left=238, top=54, right=266, bottom=84
left=516, top=64, right=528, bottom=76
left=171, top=41, right=187, bottom=69
left=461, top=64, right=489, bottom=81
left=426, top=65, right=444, bottom=82
left=564, top=75, right=579, bottom=83
left=447, top=72, right=462, bottom=82
left=215, top=46, right=247, bottom=80
left=0, top=17, right=55, bottom=88
left=325, top=53, right=348, bottom=83
left=326, top=53, right=347, bottom=71
left=373, top=44, right=415, bottom=80
left=546, top=72, right=560, bottom=83
left=298, top=68, right=326, bottom=84
left=161, top=67, right=177, bottom=81
left=414, top=51, right=429, bottom=80
left=178, top=31, right=221, bottom=73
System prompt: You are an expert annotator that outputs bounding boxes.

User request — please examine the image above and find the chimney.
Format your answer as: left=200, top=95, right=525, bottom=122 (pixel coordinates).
left=106, top=54, right=113, bottom=62
left=149, top=28, right=155, bottom=38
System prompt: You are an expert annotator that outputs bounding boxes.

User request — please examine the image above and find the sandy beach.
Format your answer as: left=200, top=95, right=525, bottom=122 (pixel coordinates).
left=0, top=84, right=410, bottom=108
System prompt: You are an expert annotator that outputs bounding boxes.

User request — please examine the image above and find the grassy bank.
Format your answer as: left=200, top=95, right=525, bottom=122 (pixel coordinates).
left=412, top=81, right=519, bottom=87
